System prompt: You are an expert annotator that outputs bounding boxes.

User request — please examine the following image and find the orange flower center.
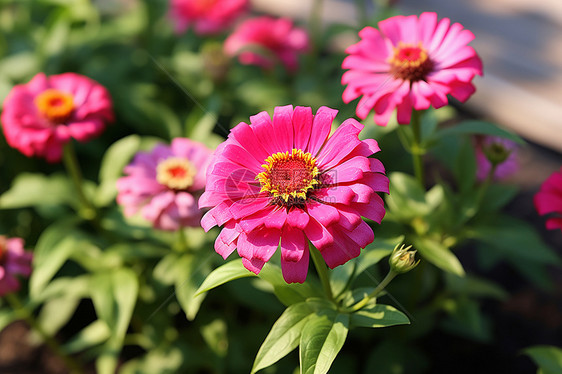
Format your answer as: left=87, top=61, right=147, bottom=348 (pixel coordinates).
left=156, top=157, right=196, bottom=190
left=35, top=89, right=75, bottom=123
left=388, top=42, right=433, bottom=82
left=257, top=149, right=319, bottom=207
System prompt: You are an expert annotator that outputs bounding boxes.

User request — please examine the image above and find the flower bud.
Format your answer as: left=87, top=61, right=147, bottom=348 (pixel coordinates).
left=389, top=244, right=419, bottom=274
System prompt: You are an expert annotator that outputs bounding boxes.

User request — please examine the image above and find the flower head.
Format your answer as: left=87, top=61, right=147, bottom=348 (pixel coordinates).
left=534, top=167, right=562, bottom=232
left=389, top=244, right=419, bottom=274
left=116, top=138, right=213, bottom=231
left=169, top=0, right=248, bottom=35
left=224, top=17, right=310, bottom=71
left=475, top=136, right=519, bottom=181
left=1, top=73, right=114, bottom=162
left=200, top=105, right=389, bottom=283
left=342, top=12, right=483, bottom=126
left=0, top=236, right=33, bottom=297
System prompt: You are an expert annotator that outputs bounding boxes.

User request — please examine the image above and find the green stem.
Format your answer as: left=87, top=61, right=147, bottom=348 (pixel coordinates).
left=410, top=110, right=425, bottom=186
left=5, top=293, right=84, bottom=374
left=346, top=270, right=397, bottom=312
left=306, top=0, right=324, bottom=70
left=174, top=228, right=189, bottom=252
left=62, top=142, right=96, bottom=221
left=309, top=243, right=334, bottom=302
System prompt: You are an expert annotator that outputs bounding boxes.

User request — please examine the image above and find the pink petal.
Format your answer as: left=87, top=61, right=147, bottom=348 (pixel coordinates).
left=281, top=244, right=309, bottom=284
left=307, top=106, right=338, bottom=156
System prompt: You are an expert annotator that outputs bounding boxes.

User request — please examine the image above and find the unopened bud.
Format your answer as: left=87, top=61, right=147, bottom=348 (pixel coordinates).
left=389, top=244, right=419, bottom=274
left=483, top=141, right=511, bottom=167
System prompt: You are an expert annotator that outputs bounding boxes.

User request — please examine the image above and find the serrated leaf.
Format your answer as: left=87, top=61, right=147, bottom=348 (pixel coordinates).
left=350, top=304, right=410, bottom=328
left=300, top=312, right=349, bottom=374
left=413, top=237, right=465, bottom=276
left=195, top=259, right=254, bottom=295
left=524, top=346, right=562, bottom=374
left=251, top=302, right=314, bottom=373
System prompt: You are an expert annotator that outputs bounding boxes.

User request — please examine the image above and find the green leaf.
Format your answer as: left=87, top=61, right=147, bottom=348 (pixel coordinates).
left=469, top=215, right=561, bottom=265
left=96, top=135, right=141, bottom=207
left=201, top=319, right=229, bottom=358
left=175, top=252, right=213, bottom=320
left=524, top=346, right=562, bottom=374
left=93, top=268, right=139, bottom=374
left=413, top=237, right=465, bottom=276
left=386, top=172, right=430, bottom=219
left=435, top=120, right=524, bottom=144
left=350, top=304, right=410, bottom=328
left=36, top=296, right=80, bottom=336
left=63, top=320, right=112, bottom=354
left=453, top=139, right=476, bottom=194
left=195, top=259, right=254, bottom=295
left=252, top=302, right=315, bottom=373
left=299, top=312, right=349, bottom=374
left=258, top=263, right=322, bottom=306
left=30, top=226, right=83, bottom=299
left=0, top=173, right=77, bottom=209
left=440, top=298, right=491, bottom=342
left=445, top=273, right=507, bottom=300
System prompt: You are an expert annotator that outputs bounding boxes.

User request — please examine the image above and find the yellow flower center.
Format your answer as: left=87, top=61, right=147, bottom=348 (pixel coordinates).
left=156, top=157, right=196, bottom=190
left=388, top=42, right=433, bottom=82
left=257, top=149, right=319, bottom=207
left=35, top=89, right=75, bottom=123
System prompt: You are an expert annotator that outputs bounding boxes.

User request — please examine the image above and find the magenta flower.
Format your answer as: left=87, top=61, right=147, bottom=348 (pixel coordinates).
left=199, top=105, right=388, bottom=283
left=0, top=237, right=33, bottom=297
left=169, top=0, right=248, bottom=35
left=342, top=12, right=483, bottom=126
left=224, top=16, right=309, bottom=71
left=534, top=167, right=562, bottom=231
left=1, top=72, right=113, bottom=162
left=116, top=138, right=213, bottom=231
left=475, top=136, right=519, bottom=181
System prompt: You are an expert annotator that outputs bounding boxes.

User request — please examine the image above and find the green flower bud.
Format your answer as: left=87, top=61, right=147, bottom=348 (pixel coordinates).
left=389, top=244, right=419, bottom=274
left=482, top=141, right=512, bottom=167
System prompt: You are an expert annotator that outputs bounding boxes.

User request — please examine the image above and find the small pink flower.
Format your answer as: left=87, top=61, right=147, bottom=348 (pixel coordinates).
left=0, top=236, right=33, bottom=297
left=342, top=12, right=483, bottom=126
left=199, top=105, right=389, bottom=283
left=534, top=167, right=562, bottom=231
left=116, top=138, right=213, bottom=231
left=224, top=16, right=309, bottom=71
left=169, top=0, right=248, bottom=35
left=1, top=73, right=114, bottom=162
left=475, top=136, right=519, bottom=181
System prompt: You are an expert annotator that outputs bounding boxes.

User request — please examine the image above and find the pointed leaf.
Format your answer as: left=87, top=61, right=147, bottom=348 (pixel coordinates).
left=413, top=237, right=465, bottom=276
left=251, top=301, right=315, bottom=373
left=350, top=304, right=409, bottom=328
left=195, top=259, right=254, bottom=295
left=299, top=312, right=349, bottom=374
left=524, top=346, right=562, bottom=374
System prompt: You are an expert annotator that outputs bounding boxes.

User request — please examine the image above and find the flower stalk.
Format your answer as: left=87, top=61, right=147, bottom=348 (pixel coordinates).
left=410, top=109, right=425, bottom=186
left=309, top=243, right=334, bottom=302
left=62, top=143, right=97, bottom=221
left=5, top=293, right=84, bottom=374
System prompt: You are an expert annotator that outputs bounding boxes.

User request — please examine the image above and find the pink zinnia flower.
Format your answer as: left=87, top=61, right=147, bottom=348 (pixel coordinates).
left=475, top=136, right=519, bottom=181
left=342, top=12, right=483, bottom=126
left=1, top=72, right=113, bottom=162
left=224, top=17, right=309, bottom=71
left=0, top=236, right=33, bottom=297
left=534, top=167, right=562, bottom=231
left=199, top=105, right=388, bottom=283
left=116, top=138, right=213, bottom=231
left=169, top=0, right=248, bottom=35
